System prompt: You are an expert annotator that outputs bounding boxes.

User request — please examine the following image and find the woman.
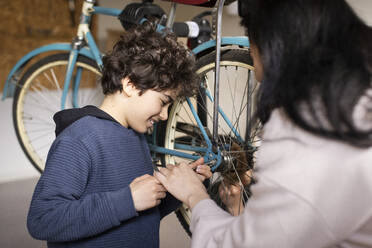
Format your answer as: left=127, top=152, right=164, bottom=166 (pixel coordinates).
left=155, top=0, right=372, bottom=247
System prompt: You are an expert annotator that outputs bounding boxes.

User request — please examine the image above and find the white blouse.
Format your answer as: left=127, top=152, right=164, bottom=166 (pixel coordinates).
left=190, top=109, right=372, bottom=248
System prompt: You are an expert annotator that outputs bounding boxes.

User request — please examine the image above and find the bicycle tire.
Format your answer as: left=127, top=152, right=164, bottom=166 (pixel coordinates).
left=163, top=48, right=261, bottom=235
left=13, top=53, right=103, bottom=173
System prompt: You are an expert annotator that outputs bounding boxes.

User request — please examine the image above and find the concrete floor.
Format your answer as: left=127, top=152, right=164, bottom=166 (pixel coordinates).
left=0, top=178, right=46, bottom=248
left=0, top=177, right=191, bottom=248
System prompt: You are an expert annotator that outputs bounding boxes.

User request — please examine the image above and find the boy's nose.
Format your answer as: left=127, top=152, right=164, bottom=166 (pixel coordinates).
left=159, top=107, right=168, bottom=121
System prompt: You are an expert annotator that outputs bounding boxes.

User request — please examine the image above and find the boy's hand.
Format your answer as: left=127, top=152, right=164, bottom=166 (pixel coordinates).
left=186, top=157, right=212, bottom=182
left=130, top=174, right=167, bottom=211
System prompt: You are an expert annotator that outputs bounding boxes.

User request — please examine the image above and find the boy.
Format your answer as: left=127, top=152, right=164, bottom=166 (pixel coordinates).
left=27, top=22, right=211, bottom=248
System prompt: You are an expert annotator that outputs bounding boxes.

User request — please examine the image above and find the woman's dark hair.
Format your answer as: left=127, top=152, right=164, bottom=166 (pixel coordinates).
left=101, top=21, right=197, bottom=98
left=240, top=0, right=372, bottom=147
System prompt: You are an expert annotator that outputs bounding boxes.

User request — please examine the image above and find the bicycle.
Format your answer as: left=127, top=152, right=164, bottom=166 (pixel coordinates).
left=2, top=0, right=260, bottom=235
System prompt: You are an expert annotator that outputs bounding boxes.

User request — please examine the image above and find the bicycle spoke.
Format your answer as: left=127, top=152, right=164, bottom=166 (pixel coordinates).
left=225, top=66, right=241, bottom=136
left=29, top=83, right=60, bottom=111
left=21, top=100, right=57, bottom=114
left=164, top=50, right=258, bottom=229
left=49, top=68, right=63, bottom=92
left=14, top=54, right=101, bottom=172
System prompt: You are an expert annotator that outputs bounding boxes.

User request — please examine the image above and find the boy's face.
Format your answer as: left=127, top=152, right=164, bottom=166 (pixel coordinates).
left=126, top=87, right=177, bottom=133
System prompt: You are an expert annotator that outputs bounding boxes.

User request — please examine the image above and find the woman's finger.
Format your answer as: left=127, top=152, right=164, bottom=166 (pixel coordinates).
left=195, top=166, right=212, bottom=180
left=157, top=167, right=171, bottom=177
left=196, top=165, right=212, bottom=175
left=166, top=163, right=176, bottom=170
left=154, top=170, right=168, bottom=187
left=188, top=157, right=204, bottom=169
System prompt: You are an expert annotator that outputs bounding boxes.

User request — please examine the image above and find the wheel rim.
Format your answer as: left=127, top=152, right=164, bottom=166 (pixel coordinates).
left=15, top=59, right=102, bottom=172
left=165, top=59, right=261, bottom=227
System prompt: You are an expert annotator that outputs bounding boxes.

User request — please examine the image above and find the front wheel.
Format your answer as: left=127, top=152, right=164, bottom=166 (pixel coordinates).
left=13, top=53, right=103, bottom=173
left=164, top=48, right=261, bottom=235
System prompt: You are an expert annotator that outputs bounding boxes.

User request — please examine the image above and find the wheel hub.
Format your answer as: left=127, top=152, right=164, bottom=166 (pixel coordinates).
left=217, top=141, right=253, bottom=187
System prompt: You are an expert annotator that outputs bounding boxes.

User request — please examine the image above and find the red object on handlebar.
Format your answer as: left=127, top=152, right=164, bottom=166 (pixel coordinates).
left=160, top=0, right=217, bottom=7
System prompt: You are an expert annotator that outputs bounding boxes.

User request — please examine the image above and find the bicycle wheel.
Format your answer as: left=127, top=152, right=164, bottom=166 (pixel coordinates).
left=13, top=53, right=103, bottom=173
left=163, top=48, right=261, bottom=235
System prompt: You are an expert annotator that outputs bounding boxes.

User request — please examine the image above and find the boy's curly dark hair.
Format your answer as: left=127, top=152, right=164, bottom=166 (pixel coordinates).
left=101, top=21, right=198, bottom=98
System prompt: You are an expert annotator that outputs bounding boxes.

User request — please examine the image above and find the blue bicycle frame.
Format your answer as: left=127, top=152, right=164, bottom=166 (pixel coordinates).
left=2, top=3, right=250, bottom=170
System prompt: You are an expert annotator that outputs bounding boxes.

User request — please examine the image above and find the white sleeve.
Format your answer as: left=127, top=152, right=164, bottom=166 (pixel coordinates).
left=190, top=109, right=372, bottom=248
left=190, top=176, right=336, bottom=248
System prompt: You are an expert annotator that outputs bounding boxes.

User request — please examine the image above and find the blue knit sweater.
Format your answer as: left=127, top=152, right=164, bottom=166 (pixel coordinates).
left=27, top=106, right=180, bottom=248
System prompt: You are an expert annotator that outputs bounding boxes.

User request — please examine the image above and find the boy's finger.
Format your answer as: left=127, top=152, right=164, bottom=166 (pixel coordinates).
left=157, top=191, right=167, bottom=199
left=133, top=174, right=151, bottom=182
left=154, top=183, right=167, bottom=191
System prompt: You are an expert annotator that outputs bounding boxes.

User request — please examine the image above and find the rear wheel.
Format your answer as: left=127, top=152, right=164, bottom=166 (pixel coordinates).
left=13, top=53, right=103, bottom=172
left=164, top=49, right=261, bottom=235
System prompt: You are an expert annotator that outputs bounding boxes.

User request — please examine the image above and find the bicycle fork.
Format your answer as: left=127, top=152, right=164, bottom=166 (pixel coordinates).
left=61, top=0, right=102, bottom=109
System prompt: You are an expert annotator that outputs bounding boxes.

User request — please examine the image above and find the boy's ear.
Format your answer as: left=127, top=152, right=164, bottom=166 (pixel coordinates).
left=121, top=77, right=138, bottom=97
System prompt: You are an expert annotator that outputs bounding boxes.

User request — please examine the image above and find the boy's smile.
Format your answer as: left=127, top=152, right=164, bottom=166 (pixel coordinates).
left=152, top=92, right=175, bottom=124
left=99, top=77, right=178, bottom=134
left=130, top=89, right=176, bottom=133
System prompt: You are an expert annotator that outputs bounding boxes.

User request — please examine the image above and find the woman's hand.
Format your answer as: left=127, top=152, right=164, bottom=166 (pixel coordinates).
left=219, top=182, right=245, bottom=216
left=154, top=162, right=210, bottom=209
left=187, top=157, right=212, bottom=182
